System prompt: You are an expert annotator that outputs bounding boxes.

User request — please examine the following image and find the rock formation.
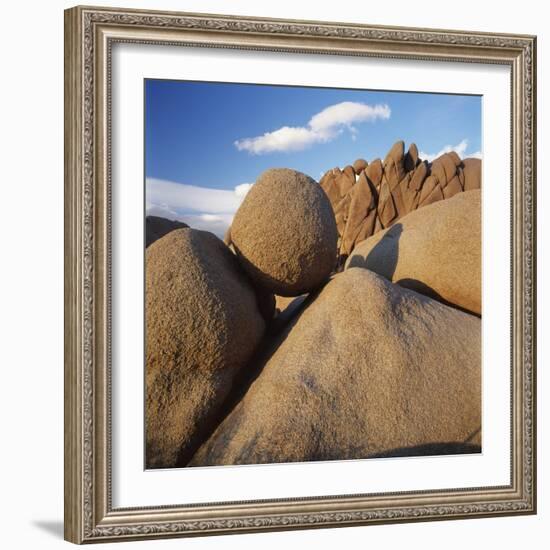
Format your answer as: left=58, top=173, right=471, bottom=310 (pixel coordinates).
left=319, top=140, right=481, bottom=263
left=353, top=158, right=368, bottom=174
left=346, top=189, right=481, bottom=315
left=144, top=140, right=483, bottom=469
left=145, top=215, right=188, bottom=247
left=145, top=228, right=268, bottom=468
left=231, top=168, right=338, bottom=296
left=462, top=158, right=482, bottom=191
left=190, top=269, right=481, bottom=466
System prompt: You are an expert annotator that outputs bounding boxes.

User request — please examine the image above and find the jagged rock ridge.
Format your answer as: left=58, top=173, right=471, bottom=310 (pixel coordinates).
left=319, top=140, right=481, bottom=263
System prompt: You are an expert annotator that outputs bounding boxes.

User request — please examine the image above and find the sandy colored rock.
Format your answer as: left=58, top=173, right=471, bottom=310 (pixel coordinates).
left=429, top=156, right=446, bottom=184
left=353, top=158, right=368, bottom=174
left=404, top=142, right=419, bottom=172
left=320, top=167, right=355, bottom=210
left=319, top=170, right=342, bottom=206
left=418, top=175, right=444, bottom=207
left=462, top=157, right=482, bottom=191
left=190, top=268, right=481, bottom=466
left=335, top=168, right=355, bottom=197
left=145, top=215, right=188, bottom=247
left=341, top=172, right=377, bottom=256
left=377, top=179, right=397, bottom=227
left=365, top=158, right=383, bottom=188
left=343, top=164, right=356, bottom=180
left=346, top=190, right=481, bottom=315
left=409, top=161, right=428, bottom=192
left=443, top=175, right=463, bottom=199
left=390, top=173, right=410, bottom=216
left=440, top=152, right=460, bottom=182
left=146, top=228, right=267, bottom=468
left=384, top=140, right=406, bottom=187
left=231, top=169, right=338, bottom=296
left=316, top=143, right=481, bottom=261
left=334, top=193, right=352, bottom=236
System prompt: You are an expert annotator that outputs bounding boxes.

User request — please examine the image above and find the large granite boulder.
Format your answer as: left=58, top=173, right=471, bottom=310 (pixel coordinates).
left=190, top=268, right=481, bottom=466
left=231, top=168, right=338, bottom=296
left=346, top=189, right=481, bottom=315
left=146, top=228, right=267, bottom=468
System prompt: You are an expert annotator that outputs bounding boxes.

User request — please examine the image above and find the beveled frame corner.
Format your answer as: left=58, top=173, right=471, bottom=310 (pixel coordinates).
left=64, top=5, right=536, bottom=544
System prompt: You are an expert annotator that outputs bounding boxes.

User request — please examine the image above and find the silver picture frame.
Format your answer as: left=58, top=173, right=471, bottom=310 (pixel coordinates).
left=64, top=5, right=536, bottom=543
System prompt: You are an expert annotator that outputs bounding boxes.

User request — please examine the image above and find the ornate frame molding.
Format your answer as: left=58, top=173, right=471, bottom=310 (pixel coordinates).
left=64, top=5, right=536, bottom=544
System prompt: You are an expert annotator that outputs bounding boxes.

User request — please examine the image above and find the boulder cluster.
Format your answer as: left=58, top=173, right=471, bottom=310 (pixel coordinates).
left=145, top=229, right=267, bottom=467
left=145, top=144, right=482, bottom=469
left=230, top=168, right=338, bottom=296
left=190, top=268, right=481, bottom=466
left=319, top=140, right=481, bottom=263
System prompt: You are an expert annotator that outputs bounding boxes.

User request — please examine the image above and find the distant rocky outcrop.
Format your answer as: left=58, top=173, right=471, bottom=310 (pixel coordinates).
left=346, top=189, right=481, bottom=315
left=145, top=215, right=188, bottom=247
left=190, top=269, right=481, bottom=466
left=319, top=140, right=481, bottom=263
left=353, top=158, right=368, bottom=174
left=231, top=168, right=338, bottom=297
left=462, top=158, right=482, bottom=191
left=145, top=228, right=268, bottom=468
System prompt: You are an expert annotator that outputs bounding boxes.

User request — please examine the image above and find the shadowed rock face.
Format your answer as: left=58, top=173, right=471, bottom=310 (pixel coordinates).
left=231, top=168, right=338, bottom=297
left=189, top=269, right=481, bottom=467
left=145, top=215, right=188, bottom=247
left=319, top=141, right=481, bottom=261
left=346, top=190, right=481, bottom=315
left=145, top=228, right=268, bottom=468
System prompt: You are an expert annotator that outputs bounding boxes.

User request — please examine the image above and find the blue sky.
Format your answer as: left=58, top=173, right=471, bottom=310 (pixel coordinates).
left=145, top=79, right=481, bottom=236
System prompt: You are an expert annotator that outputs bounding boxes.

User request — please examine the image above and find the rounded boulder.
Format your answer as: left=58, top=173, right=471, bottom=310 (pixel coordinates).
left=346, top=189, right=481, bottom=315
left=190, top=268, right=481, bottom=466
left=353, top=158, right=368, bottom=174
left=146, top=228, right=267, bottom=468
left=231, top=168, right=338, bottom=296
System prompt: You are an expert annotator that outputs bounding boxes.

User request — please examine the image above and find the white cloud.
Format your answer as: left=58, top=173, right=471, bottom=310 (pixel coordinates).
left=235, top=126, right=327, bottom=155
left=146, top=178, right=253, bottom=237
left=176, top=213, right=234, bottom=236
left=234, top=101, right=391, bottom=154
left=419, top=139, right=482, bottom=163
left=309, top=102, right=390, bottom=133
left=234, top=182, right=254, bottom=197
left=147, top=178, right=242, bottom=214
left=145, top=203, right=180, bottom=221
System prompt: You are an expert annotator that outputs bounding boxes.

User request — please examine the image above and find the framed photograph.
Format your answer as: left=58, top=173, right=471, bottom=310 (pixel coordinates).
left=64, top=5, right=537, bottom=544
